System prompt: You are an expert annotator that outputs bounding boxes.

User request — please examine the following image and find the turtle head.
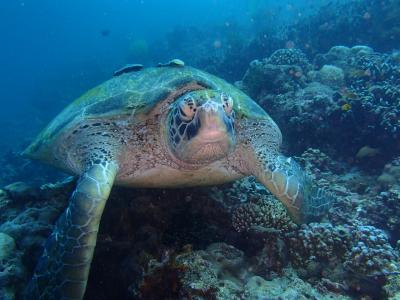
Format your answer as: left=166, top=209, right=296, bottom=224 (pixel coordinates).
left=166, top=90, right=236, bottom=164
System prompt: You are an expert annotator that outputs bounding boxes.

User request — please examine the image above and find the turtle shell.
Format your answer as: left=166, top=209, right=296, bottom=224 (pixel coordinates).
left=24, top=66, right=270, bottom=161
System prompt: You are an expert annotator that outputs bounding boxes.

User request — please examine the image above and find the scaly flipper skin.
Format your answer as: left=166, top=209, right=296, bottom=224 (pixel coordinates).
left=239, top=119, right=333, bottom=223
left=254, top=154, right=333, bottom=223
left=25, top=162, right=118, bottom=300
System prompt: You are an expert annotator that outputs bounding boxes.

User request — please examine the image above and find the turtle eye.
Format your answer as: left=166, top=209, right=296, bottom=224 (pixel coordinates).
left=221, top=93, right=233, bottom=114
left=178, top=96, right=197, bottom=121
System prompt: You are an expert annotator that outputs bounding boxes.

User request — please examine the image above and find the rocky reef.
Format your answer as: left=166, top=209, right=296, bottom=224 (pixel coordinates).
left=287, top=0, right=400, bottom=55
left=0, top=150, right=64, bottom=188
left=237, top=46, right=400, bottom=165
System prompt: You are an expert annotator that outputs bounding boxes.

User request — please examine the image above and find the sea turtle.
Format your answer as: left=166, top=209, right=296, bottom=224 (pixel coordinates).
left=23, top=61, right=332, bottom=299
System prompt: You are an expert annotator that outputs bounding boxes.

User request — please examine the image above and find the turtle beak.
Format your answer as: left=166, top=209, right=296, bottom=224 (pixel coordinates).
left=197, top=101, right=228, bottom=142
left=170, top=98, right=236, bottom=164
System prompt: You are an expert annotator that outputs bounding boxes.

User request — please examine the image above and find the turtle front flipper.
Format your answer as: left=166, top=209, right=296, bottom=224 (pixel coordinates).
left=238, top=119, right=333, bottom=224
left=254, top=154, right=333, bottom=223
left=25, top=161, right=118, bottom=300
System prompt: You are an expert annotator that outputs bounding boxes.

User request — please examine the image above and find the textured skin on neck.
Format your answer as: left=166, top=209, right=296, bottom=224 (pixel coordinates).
left=237, top=118, right=282, bottom=174
left=25, top=162, right=118, bottom=300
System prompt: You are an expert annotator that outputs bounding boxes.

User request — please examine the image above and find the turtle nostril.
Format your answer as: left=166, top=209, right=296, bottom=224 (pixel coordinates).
left=201, top=101, right=219, bottom=112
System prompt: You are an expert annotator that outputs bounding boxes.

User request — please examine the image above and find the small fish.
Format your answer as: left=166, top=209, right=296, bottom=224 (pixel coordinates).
left=349, top=69, right=369, bottom=79
left=341, top=90, right=359, bottom=100
left=356, top=145, right=381, bottom=159
left=101, top=29, right=110, bottom=37
left=341, top=103, right=352, bottom=111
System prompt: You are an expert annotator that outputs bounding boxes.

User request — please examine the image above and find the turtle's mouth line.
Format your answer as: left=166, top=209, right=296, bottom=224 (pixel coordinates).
left=200, top=138, right=225, bottom=143
left=198, top=129, right=227, bottom=143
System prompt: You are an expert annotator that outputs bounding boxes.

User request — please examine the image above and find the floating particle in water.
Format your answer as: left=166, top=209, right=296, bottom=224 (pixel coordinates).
left=363, top=12, right=371, bottom=20
left=364, top=69, right=372, bottom=77
left=319, top=22, right=331, bottom=31
left=286, top=40, right=295, bottom=49
left=101, top=29, right=110, bottom=37
left=213, top=40, right=222, bottom=49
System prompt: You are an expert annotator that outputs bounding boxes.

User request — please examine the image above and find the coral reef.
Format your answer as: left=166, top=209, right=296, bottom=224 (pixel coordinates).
left=238, top=45, right=400, bottom=162
left=286, top=224, right=399, bottom=287
left=267, top=48, right=312, bottom=73
left=243, top=270, right=351, bottom=300
left=0, top=232, right=15, bottom=260
left=0, top=150, right=64, bottom=187
left=308, top=64, right=345, bottom=89
left=239, top=48, right=309, bottom=98
left=287, top=1, right=400, bottom=55
left=137, top=243, right=350, bottom=300
left=0, top=232, right=25, bottom=300
left=0, top=179, right=72, bottom=299
left=378, top=157, right=400, bottom=187
left=1, top=145, right=400, bottom=299
left=232, top=194, right=295, bottom=233
left=230, top=160, right=400, bottom=297
left=357, top=158, right=400, bottom=242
